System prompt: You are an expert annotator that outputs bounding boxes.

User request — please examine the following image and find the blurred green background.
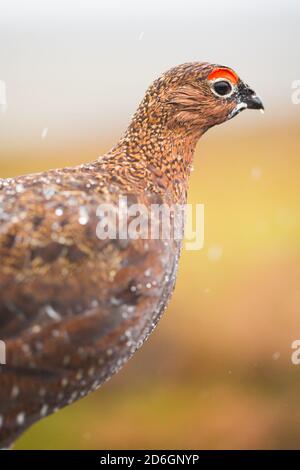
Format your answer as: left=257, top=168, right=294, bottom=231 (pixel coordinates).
left=0, top=0, right=300, bottom=450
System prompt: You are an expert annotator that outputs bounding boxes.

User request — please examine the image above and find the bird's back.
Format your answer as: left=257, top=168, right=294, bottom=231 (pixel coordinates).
left=0, top=161, right=183, bottom=447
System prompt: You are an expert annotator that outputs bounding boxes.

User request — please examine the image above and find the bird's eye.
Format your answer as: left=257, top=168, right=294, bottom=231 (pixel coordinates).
left=212, top=80, right=233, bottom=97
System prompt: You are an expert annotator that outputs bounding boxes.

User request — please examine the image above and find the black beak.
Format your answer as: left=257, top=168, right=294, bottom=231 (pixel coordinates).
left=241, top=86, right=264, bottom=111
left=244, top=94, right=264, bottom=110
left=228, top=85, right=264, bottom=120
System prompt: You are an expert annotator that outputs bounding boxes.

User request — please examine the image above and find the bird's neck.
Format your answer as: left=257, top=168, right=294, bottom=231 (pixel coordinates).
left=104, top=110, right=203, bottom=203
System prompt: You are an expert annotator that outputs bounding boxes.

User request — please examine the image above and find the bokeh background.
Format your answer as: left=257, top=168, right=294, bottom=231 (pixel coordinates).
left=1, top=0, right=300, bottom=449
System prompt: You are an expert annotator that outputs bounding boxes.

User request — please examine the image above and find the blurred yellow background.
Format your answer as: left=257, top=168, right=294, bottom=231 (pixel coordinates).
left=0, top=0, right=300, bottom=450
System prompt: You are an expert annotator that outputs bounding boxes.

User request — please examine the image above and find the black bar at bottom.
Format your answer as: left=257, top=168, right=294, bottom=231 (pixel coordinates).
left=0, top=450, right=300, bottom=466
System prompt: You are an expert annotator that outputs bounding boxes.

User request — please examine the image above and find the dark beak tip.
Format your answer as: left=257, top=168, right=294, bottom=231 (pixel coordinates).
left=246, top=95, right=264, bottom=111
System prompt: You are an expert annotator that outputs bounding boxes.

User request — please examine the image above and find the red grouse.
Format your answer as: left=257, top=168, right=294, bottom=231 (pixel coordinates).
left=0, top=62, right=263, bottom=447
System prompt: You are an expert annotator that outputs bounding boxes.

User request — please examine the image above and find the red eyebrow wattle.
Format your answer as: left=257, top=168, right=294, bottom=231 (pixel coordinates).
left=208, top=67, right=239, bottom=85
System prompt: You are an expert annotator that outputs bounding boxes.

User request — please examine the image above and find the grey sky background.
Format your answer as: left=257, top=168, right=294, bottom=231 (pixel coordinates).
left=0, top=0, right=299, bottom=152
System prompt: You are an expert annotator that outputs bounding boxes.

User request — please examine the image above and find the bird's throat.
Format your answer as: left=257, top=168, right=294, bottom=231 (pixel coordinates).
left=106, top=116, right=201, bottom=202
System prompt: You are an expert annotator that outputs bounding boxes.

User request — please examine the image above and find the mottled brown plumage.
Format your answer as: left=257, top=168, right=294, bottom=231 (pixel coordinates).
left=0, top=62, right=263, bottom=447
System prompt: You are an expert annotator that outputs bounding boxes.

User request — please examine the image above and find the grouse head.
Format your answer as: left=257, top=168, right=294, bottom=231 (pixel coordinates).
left=133, top=62, right=264, bottom=137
